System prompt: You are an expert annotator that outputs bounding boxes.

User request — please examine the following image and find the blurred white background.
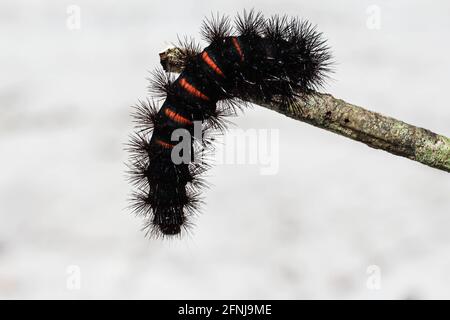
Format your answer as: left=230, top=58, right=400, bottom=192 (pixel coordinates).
left=0, top=0, right=449, bottom=299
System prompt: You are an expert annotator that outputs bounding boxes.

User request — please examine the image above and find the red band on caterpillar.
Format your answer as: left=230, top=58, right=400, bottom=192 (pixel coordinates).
left=231, top=37, right=244, bottom=62
left=179, top=78, right=210, bottom=101
left=155, top=138, right=175, bottom=149
left=164, top=107, right=193, bottom=125
left=201, top=51, right=226, bottom=77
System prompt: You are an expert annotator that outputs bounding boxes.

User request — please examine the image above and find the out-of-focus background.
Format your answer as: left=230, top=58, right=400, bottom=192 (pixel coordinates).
left=0, top=0, right=449, bottom=299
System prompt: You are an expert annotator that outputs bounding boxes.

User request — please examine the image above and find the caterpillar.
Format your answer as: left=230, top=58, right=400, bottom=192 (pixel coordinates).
left=127, top=10, right=332, bottom=238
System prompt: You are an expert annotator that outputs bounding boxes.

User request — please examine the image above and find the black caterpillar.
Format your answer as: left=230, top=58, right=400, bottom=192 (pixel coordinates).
left=127, top=11, right=332, bottom=237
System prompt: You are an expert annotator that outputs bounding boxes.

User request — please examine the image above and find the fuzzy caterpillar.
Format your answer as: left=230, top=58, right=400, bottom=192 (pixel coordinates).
left=127, top=11, right=332, bottom=237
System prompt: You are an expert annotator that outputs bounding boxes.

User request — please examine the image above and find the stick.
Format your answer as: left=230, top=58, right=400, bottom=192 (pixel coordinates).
left=159, top=47, right=450, bottom=173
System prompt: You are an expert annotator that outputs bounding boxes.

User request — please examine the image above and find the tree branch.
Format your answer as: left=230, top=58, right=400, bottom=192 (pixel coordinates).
left=159, top=47, right=450, bottom=173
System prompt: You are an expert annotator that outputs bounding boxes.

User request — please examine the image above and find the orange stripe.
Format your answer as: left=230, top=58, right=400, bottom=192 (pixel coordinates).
left=231, top=37, right=244, bottom=61
left=201, top=51, right=225, bottom=77
left=164, top=107, right=193, bottom=125
left=155, top=139, right=174, bottom=149
left=179, top=78, right=210, bottom=101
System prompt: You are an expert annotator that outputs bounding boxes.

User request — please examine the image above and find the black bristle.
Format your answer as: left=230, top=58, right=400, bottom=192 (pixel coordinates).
left=235, top=9, right=265, bottom=37
left=201, top=13, right=232, bottom=43
left=147, top=67, right=175, bottom=98
left=263, top=14, right=290, bottom=40
left=131, top=98, right=159, bottom=133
